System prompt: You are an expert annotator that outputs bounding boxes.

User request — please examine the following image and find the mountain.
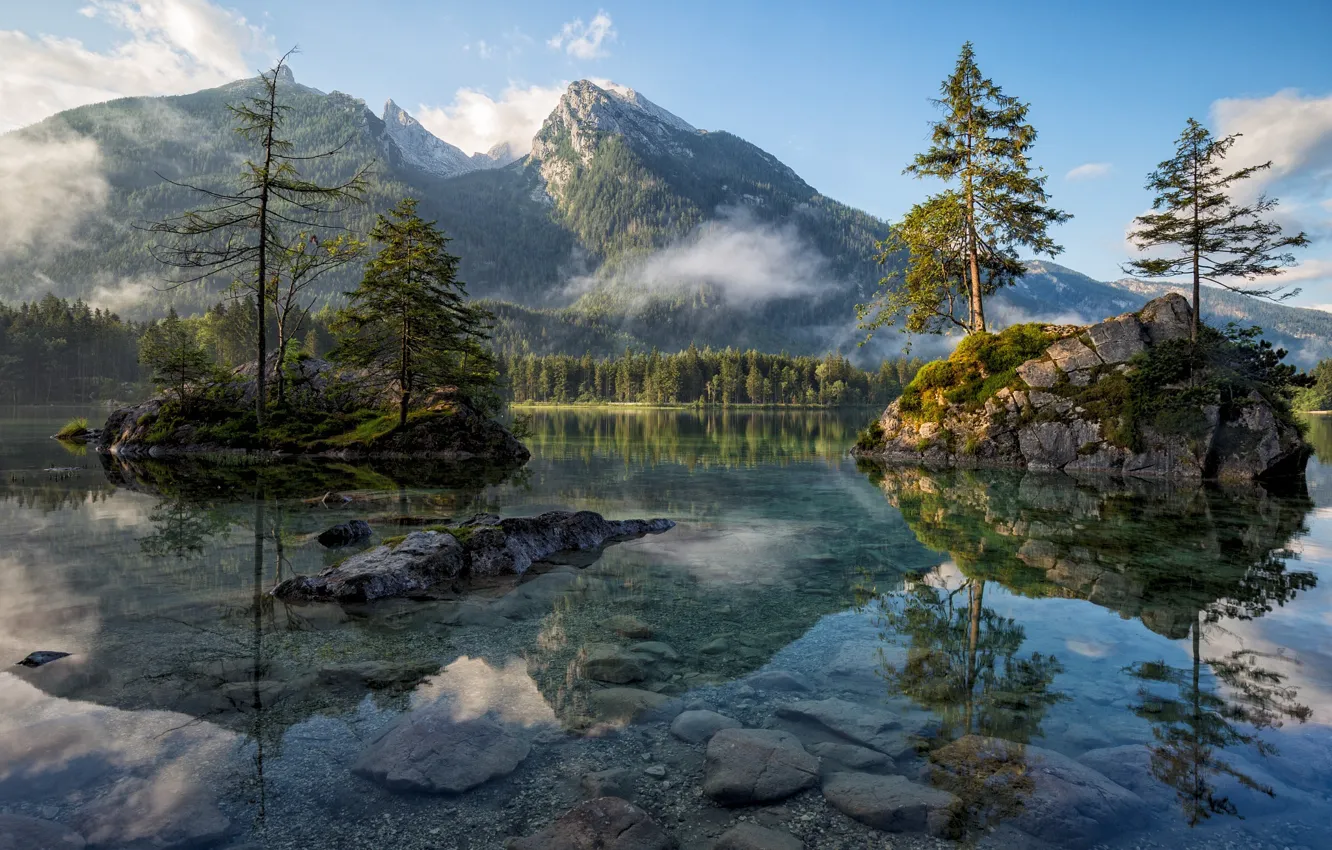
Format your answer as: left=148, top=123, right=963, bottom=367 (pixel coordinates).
left=2, top=72, right=1329, bottom=364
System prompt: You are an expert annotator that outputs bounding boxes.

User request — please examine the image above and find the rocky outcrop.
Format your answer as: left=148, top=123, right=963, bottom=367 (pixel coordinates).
left=271, top=511, right=676, bottom=603
left=95, top=358, right=530, bottom=466
left=856, top=294, right=1309, bottom=481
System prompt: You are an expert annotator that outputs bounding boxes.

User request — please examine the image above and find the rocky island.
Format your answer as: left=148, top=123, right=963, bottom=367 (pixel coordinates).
left=93, top=357, right=530, bottom=466
left=854, top=294, right=1310, bottom=481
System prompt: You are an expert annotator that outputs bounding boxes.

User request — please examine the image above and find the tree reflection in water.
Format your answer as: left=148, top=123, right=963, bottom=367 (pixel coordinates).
left=863, top=463, right=1317, bottom=830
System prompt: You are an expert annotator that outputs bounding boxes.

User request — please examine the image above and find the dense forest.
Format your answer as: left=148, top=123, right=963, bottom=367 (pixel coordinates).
left=0, top=295, right=915, bottom=408
left=502, top=349, right=920, bottom=407
left=0, top=296, right=143, bottom=403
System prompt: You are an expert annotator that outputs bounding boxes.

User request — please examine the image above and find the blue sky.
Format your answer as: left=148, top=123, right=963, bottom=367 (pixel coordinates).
left=3, top=0, right=1331, bottom=303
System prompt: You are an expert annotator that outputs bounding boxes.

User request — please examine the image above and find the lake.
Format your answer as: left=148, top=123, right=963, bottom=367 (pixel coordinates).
left=3, top=406, right=1332, bottom=849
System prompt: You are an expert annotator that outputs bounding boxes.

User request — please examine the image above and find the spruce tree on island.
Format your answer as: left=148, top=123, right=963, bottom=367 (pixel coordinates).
left=861, top=42, right=1069, bottom=338
left=1124, top=118, right=1310, bottom=341
left=333, top=199, right=497, bottom=427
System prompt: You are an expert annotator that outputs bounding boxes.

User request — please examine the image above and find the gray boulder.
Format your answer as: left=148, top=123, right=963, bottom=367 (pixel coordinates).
left=808, top=742, right=894, bottom=774
left=588, top=688, right=673, bottom=724
left=582, top=644, right=648, bottom=684
left=821, top=772, right=959, bottom=837
left=932, top=736, right=1145, bottom=848
left=703, top=728, right=820, bottom=805
left=0, top=815, right=85, bottom=850
left=1138, top=292, right=1192, bottom=343
left=1087, top=315, right=1147, bottom=363
left=715, top=822, right=803, bottom=850
left=581, top=768, right=637, bottom=801
left=353, top=701, right=538, bottom=793
left=773, top=698, right=916, bottom=759
left=670, top=709, right=742, bottom=744
left=465, top=511, right=676, bottom=578
left=506, top=797, right=675, bottom=850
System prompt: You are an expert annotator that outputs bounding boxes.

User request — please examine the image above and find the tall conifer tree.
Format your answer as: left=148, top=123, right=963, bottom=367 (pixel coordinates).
left=1124, top=118, right=1310, bottom=341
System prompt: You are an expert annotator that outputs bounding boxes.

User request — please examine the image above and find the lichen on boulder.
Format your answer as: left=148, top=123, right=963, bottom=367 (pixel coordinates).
left=854, top=294, right=1310, bottom=481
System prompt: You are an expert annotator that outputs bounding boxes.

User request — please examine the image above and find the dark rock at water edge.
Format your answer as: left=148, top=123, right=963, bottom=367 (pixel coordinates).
left=317, top=519, right=372, bottom=548
left=821, top=772, right=960, bottom=837
left=17, top=651, right=70, bottom=668
left=506, top=797, right=675, bottom=850
left=273, top=510, right=675, bottom=603
left=855, top=293, right=1310, bottom=481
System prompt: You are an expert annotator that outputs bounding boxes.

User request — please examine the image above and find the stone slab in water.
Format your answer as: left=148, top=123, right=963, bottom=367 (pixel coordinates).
left=317, top=519, right=372, bottom=547
left=0, top=814, right=86, bottom=850
left=774, top=698, right=914, bottom=759
left=715, top=822, right=803, bottom=850
left=821, top=772, right=959, bottom=837
left=353, top=702, right=535, bottom=793
left=669, top=709, right=741, bottom=744
left=703, top=728, right=819, bottom=806
left=507, top=797, right=675, bottom=850
left=16, top=651, right=70, bottom=668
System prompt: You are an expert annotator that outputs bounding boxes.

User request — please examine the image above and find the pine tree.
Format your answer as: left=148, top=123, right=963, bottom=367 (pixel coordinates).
left=864, top=42, right=1068, bottom=336
left=147, top=49, right=368, bottom=427
left=139, top=308, right=213, bottom=411
left=333, top=198, right=496, bottom=426
left=1124, top=118, right=1310, bottom=341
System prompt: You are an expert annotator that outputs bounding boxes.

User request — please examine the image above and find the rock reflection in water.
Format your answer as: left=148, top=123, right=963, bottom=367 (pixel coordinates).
left=862, top=462, right=1318, bottom=834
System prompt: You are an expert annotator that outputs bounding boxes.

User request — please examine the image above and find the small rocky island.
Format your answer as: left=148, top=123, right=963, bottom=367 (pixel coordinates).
left=94, top=357, right=529, bottom=465
left=854, top=294, right=1310, bottom=481
left=273, top=510, right=676, bottom=602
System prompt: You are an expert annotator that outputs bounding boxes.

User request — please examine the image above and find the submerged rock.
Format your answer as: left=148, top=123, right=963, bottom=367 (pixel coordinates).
left=506, top=797, right=675, bottom=850
left=0, top=814, right=86, bottom=850
left=714, top=823, right=803, bottom=850
left=931, top=736, right=1145, bottom=847
left=774, top=698, right=917, bottom=759
left=75, top=773, right=232, bottom=849
left=272, top=511, right=675, bottom=602
left=855, top=293, right=1309, bottom=481
left=316, top=519, right=372, bottom=548
left=353, top=703, right=536, bottom=794
left=821, top=772, right=959, bottom=837
left=702, top=728, right=820, bottom=805
left=669, top=709, right=742, bottom=744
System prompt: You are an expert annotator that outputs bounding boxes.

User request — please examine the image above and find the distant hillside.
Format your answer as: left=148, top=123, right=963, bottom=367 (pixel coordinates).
left=2, top=73, right=1328, bottom=364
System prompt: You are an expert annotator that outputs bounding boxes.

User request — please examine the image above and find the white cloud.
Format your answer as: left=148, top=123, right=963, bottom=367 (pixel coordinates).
left=416, top=82, right=567, bottom=157
left=547, top=10, right=616, bottom=60
left=1065, top=162, right=1112, bottom=181
left=569, top=208, right=843, bottom=305
left=463, top=39, right=493, bottom=59
left=0, top=129, right=109, bottom=257
left=0, top=0, right=270, bottom=131
left=1211, top=89, right=1332, bottom=235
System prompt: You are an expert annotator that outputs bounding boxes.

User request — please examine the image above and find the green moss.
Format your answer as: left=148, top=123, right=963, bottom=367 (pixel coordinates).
left=899, top=324, right=1057, bottom=424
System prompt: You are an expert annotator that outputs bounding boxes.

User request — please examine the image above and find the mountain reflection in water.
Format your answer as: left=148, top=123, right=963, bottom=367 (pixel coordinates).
left=860, top=463, right=1318, bottom=832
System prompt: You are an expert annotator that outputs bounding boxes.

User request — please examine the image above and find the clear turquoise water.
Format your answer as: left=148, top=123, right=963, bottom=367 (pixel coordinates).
left=2, top=406, right=1332, bottom=849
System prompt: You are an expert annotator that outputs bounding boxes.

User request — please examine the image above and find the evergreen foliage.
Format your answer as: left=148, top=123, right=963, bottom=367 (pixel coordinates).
left=137, top=308, right=214, bottom=410
left=502, top=347, right=919, bottom=407
left=333, top=199, right=498, bottom=423
left=0, top=295, right=142, bottom=403
left=1125, top=118, right=1310, bottom=340
left=861, top=42, right=1068, bottom=337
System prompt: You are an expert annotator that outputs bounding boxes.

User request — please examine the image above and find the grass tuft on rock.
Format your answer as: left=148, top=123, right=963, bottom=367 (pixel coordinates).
left=898, top=324, right=1057, bottom=423
left=56, top=417, right=89, bottom=439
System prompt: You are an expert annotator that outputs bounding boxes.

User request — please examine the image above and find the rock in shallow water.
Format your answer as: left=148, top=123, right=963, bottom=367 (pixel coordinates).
left=703, top=728, right=819, bottom=806
left=931, top=736, right=1145, bottom=848
left=75, top=773, right=232, bottom=849
left=669, top=709, right=741, bottom=744
left=821, top=772, right=959, bottom=837
left=273, top=511, right=675, bottom=602
left=714, top=822, right=803, bottom=850
left=0, top=814, right=86, bottom=850
left=353, top=703, right=537, bottom=793
left=316, top=519, right=372, bottom=547
left=582, top=644, right=649, bottom=684
left=774, top=698, right=917, bottom=759
left=506, top=797, right=675, bottom=850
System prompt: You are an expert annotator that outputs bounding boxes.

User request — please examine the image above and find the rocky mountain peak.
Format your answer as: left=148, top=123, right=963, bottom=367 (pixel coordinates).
left=380, top=99, right=477, bottom=179
left=530, top=79, right=699, bottom=195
